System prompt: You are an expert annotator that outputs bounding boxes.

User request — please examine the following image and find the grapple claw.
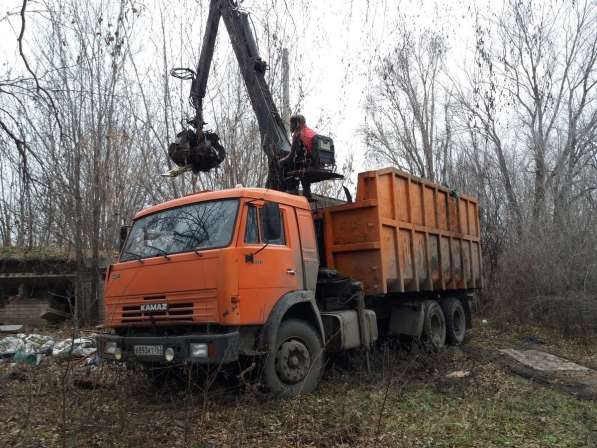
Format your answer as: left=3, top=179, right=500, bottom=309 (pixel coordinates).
left=167, top=129, right=226, bottom=176
left=160, top=165, right=193, bottom=178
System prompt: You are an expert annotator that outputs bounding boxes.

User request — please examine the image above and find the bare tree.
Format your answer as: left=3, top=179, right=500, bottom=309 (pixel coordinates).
left=363, top=24, right=452, bottom=183
left=466, top=0, right=597, bottom=230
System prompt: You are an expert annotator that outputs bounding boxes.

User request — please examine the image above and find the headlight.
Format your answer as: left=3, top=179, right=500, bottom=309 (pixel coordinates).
left=104, top=341, right=118, bottom=355
left=114, top=348, right=123, bottom=360
left=164, top=347, right=175, bottom=362
left=190, top=343, right=208, bottom=358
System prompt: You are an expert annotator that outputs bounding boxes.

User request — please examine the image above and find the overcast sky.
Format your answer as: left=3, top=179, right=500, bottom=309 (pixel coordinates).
left=1, top=0, right=487, bottom=175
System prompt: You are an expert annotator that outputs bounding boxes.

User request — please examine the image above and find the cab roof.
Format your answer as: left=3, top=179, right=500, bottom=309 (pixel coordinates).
left=134, top=187, right=310, bottom=219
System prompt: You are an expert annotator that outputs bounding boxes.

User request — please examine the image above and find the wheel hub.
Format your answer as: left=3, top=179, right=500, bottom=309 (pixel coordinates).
left=275, top=339, right=311, bottom=384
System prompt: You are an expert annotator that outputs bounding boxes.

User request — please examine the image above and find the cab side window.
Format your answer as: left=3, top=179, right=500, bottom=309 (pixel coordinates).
left=244, top=205, right=259, bottom=244
left=244, top=203, right=287, bottom=246
left=260, top=208, right=286, bottom=245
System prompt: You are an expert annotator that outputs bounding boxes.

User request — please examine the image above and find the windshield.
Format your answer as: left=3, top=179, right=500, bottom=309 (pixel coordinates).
left=120, top=199, right=239, bottom=261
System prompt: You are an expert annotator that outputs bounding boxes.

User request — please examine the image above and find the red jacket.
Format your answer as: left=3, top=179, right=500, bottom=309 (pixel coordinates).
left=297, top=126, right=317, bottom=154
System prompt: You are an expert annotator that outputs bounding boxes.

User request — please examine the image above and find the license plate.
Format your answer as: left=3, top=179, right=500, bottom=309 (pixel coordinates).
left=133, top=345, right=163, bottom=356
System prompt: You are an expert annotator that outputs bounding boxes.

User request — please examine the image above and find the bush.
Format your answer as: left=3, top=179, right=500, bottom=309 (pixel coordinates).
left=484, top=223, right=597, bottom=337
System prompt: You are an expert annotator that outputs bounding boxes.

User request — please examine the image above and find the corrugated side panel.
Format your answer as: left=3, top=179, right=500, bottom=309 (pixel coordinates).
left=322, top=168, right=482, bottom=295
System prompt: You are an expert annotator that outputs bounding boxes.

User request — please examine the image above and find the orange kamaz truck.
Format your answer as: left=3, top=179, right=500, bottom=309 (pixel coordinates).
left=98, top=168, right=482, bottom=395
left=98, top=0, right=482, bottom=395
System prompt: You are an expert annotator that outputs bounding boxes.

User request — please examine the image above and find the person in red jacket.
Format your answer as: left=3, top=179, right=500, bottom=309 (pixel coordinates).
left=291, top=114, right=316, bottom=155
left=279, top=114, right=318, bottom=198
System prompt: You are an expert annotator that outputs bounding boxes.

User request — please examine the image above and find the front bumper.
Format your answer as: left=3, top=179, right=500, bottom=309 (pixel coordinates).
left=97, top=331, right=240, bottom=365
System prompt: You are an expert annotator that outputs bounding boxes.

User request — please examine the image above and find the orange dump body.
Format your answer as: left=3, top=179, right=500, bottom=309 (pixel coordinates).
left=318, top=168, right=482, bottom=295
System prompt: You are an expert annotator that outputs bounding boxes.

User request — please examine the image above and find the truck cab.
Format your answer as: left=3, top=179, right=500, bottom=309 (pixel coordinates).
left=98, top=188, right=325, bottom=395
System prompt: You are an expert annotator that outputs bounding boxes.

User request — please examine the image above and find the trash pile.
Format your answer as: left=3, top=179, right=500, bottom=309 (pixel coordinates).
left=0, top=333, right=97, bottom=366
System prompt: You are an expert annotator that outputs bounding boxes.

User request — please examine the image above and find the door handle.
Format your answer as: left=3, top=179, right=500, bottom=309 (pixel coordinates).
left=286, top=269, right=296, bottom=276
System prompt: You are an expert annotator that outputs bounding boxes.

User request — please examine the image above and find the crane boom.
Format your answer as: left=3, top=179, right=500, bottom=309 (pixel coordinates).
left=188, top=0, right=221, bottom=131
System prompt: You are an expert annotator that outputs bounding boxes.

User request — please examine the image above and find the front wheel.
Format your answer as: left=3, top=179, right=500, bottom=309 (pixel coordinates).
left=263, top=319, right=323, bottom=397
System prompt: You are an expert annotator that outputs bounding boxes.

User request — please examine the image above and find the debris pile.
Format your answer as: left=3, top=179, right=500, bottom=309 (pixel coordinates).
left=52, top=337, right=96, bottom=358
left=0, top=333, right=96, bottom=365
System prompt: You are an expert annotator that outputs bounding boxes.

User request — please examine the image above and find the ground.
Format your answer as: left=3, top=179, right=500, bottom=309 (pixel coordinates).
left=0, top=320, right=595, bottom=448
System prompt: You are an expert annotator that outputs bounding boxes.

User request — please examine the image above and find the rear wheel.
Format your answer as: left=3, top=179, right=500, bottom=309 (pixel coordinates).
left=442, top=298, right=466, bottom=345
left=263, top=319, right=323, bottom=397
left=422, top=300, right=446, bottom=351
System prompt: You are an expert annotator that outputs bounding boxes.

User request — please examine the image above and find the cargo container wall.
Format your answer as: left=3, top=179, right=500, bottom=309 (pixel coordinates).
left=319, top=168, right=482, bottom=295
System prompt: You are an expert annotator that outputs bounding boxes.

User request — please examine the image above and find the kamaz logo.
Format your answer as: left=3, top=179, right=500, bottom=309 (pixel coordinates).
left=140, top=303, right=168, bottom=313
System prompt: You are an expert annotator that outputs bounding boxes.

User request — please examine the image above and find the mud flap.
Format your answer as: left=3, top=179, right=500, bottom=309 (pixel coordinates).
left=388, top=302, right=425, bottom=337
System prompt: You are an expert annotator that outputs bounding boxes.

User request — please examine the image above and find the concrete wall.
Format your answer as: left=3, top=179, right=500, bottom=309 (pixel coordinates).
left=0, top=298, right=50, bottom=326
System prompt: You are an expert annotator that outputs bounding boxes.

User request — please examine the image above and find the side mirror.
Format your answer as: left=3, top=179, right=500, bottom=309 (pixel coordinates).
left=119, top=225, right=130, bottom=251
left=262, top=202, right=281, bottom=242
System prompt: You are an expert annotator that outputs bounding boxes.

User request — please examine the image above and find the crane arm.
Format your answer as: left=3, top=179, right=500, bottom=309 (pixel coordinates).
left=219, top=2, right=291, bottom=161
left=167, top=0, right=289, bottom=188
left=166, top=0, right=338, bottom=191
left=219, top=1, right=291, bottom=189
left=189, top=0, right=221, bottom=130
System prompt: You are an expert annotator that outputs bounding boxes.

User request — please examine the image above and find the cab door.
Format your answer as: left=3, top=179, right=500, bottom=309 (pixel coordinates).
left=237, top=202, right=300, bottom=324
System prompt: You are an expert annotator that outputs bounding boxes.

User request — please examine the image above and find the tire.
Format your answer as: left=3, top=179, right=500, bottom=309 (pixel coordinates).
left=263, top=319, right=323, bottom=397
left=442, top=298, right=466, bottom=345
left=422, top=300, right=446, bottom=351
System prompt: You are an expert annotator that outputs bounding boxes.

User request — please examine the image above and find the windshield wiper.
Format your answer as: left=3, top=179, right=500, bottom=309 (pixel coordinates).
left=192, top=235, right=210, bottom=255
left=122, top=251, right=144, bottom=264
left=173, top=230, right=208, bottom=256
left=145, top=244, right=171, bottom=260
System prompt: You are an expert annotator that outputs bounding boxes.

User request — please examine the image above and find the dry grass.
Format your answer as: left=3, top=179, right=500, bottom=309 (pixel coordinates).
left=0, top=321, right=595, bottom=448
